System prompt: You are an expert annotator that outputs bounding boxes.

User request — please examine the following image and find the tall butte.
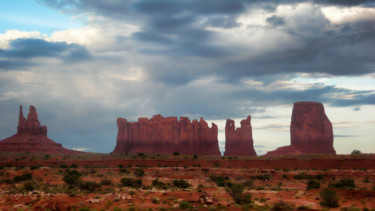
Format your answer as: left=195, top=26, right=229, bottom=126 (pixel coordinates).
left=112, top=114, right=221, bottom=155
left=266, top=102, right=336, bottom=156
left=224, top=116, right=257, bottom=156
left=0, top=105, right=80, bottom=154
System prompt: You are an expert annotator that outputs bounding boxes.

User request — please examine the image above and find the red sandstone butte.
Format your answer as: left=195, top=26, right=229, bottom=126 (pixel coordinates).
left=112, top=114, right=221, bottom=155
left=224, top=116, right=257, bottom=156
left=266, top=102, right=336, bottom=156
left=0, top=105, right=80, bottom=154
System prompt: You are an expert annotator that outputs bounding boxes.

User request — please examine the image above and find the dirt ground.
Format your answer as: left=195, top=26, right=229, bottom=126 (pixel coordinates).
left=0, top=153, right=374, bottom=210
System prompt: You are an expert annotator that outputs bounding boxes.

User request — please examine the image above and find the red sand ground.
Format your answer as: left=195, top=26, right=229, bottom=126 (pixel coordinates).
left=0, top=153, right=374, bottom=210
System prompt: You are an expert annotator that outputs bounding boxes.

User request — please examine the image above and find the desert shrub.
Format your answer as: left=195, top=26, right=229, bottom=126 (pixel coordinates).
left=351, top=149, right=361, bottom=155
left=120, top=178, right=142, bottom=188
left=133, top=168, right=145, bottom=177
left=307, top=179, right=320, bottom=190
left=137, top=152, right=145, bottom=157
left=119, top=168, right=129, bottom=173
left=70, top=164, right=78, bottom=168
left=59, top=164, right=68, bottom=168
left=118, top=164, right=124, bottom=168
left=330, top=178, right=356, bottom=189
left=179, top=201, right=193, bottom=209
left=243, top=180, right=254, bottom=188
left=297, top=205, right=311, bottom=210
left=251, top=174, right=271, bottom=180
left=242, top=193, right=252, bottom=204
left=23, top=182, right=34, bottom=191
left=78, top=208, right=91, bottom=211
left=294, top=173, right=325, bottom=180
left=13, top=173, right=32, bottom=182
left=30, top=165, right=40, bottom=170
left=173, top=152, right=180, bottom=156
left=194, top=154, right=198, bottom=159
left=63, top=170, right=81, bottom=185
left=173, top=179, right=190, bottom=189
left=151, top=197, right=160, bottom=204
left=100, top=179, right=112, bottom=185
left=341, top=206, right=361, bottom=211
left=227, top=183, right=244, bottom=203
left=79, top=181, right=101, bottom=192
left=209, top=175, right=229, bottom=187
left=320, top=188, right=339, bottom=208
left=271, top=200, right=294, bottom=211
left=152, top=179, right=168, bottom=189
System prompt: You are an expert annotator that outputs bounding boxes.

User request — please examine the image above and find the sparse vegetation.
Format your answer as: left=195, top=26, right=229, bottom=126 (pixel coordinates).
left=133, top=168, right=145, bottom=177
left=306, top=179, right=320, bottom=190
left=172, top=179, right=190, bottom=189
left=351, top=149, right=361, bottom=155
left=320, top=188, right=339, bottom=208
left=330, top=178, right=356, bottom=189
left=120, top=178, right=142, bottom=188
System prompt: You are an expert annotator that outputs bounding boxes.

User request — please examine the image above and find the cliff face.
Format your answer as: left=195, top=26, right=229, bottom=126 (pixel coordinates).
left=224, top=116, right=257, bottom=156
left=112, top=114, right=220, bottom=155
left=0, top=105, right=81, bottom=154
left=266, top=102, right=336, bottom=156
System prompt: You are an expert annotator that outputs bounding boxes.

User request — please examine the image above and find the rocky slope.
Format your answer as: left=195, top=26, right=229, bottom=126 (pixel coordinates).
left=266, top=102, right=336, bottom=156
left=224, top=116, right=257, bottom=156
left=0, top=105, right=80, bottom=154
left=112, top=114, right=220, bottom=155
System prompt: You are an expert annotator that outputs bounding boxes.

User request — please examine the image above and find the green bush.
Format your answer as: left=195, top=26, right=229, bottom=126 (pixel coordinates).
left=294, top=173, right=325, bottom=180
left=120, top=178, right=142, bottom=188
left=152, top=179, right=168, bottom=189
left=351, top=150, right=361, bottom=155
left=271, top=200, right=294, bottom=211
left=251, top=174, right=271, bottom=180
left=100, top=179, right=112, bottom=185
left=226, top=183, right=245, bottom=204
left=209, top=175, right=229, bottom=187
left=63, top=170, right=81, bottom=185
left=79, top=181, right=101, bottom=192
left=307, top=179, right=320, bottom=190
left=179, top=201, right=193, bottom=209
left=13, top=173, right=32, bottom=182
left=320, top=188, right=339, bottom=208
left=23, top=182, right=34, bottom=191
left=173, top=179, right=190, bottom=189
left=70, top=164, right=78, bottom=168
left=330, top=178, right=355, bottom=189
left=173, top=152, right=180, bottom=156
left=133, top=168, right=145, bottom=177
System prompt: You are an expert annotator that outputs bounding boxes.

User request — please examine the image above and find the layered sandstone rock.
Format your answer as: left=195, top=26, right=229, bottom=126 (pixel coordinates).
left=266, top=102, right=336, bottom=156
left=112, top=115, right=220, bottom=155
left=224, top=116, right=257, bottom=156
left=0, top=105, right=80, bottom=154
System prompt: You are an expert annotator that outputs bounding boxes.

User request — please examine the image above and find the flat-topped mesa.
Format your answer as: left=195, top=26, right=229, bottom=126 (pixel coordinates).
left=112, top=114, right=221, bottom=155
left=0, top=105, right=81, bottom=154
left=224, top=116, right=257, bottom=156
left=17, top=105, right=47, bottom=136
left=265, top=102, right=336, bottom=156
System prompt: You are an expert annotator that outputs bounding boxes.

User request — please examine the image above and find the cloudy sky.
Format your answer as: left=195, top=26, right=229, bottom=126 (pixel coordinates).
left=0, top=0, right=374, bottom=154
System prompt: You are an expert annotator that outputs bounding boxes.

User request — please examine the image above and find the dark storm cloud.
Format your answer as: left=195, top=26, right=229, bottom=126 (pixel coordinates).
left=0, top=38, right=91, bottom=70
left=0, top=60, right=34, bottom=70
left=267, top=15, right=286, bottom=26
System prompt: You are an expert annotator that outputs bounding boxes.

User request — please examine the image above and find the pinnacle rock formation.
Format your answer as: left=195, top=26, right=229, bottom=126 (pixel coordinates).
left=112, top=114, right=221, bottom=155
left=224, top=116, right=257, bottom=156
left=266, top=102, right=336, bottom=156
left=0, top=105, right=80, bottom=154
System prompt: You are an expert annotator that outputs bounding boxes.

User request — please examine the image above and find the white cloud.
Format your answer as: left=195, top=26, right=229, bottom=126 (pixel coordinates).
left=72, top=147, right=90, bottom=152
left=0, top=29, right=46, bottom=49
left=322, top=6, right=375, bottom=24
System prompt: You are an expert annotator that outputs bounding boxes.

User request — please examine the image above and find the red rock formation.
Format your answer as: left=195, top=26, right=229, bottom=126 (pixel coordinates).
left=0, top=105, right=81, bottom=154
left=112, top=114, right=221, bottom=155
left=266, top=102, right=336, bottom=156
left=224, top=116, right=257, bottom=156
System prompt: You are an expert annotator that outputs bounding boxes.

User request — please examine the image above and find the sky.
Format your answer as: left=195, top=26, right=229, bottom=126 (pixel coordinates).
left=0, top=0, right=374, bottom=155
